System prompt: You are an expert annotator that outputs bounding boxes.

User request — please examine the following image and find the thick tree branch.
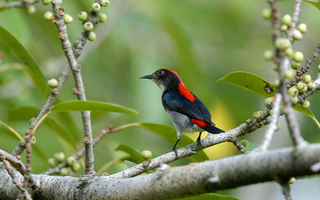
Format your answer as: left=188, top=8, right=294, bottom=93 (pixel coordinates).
left=1, top=143, right=320, bottom=199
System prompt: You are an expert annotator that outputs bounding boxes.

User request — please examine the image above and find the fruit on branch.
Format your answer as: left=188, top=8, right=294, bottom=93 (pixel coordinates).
left=240, top=139, right=249, bottom=148
left=78, top=11, right=88, bottom=21
left=291, top=96, right=298, bottom=105
left=285, top=69, right=295, bottom=80
left=302, top=75, right=311, bottom=84
left=253, top=111, right=262, bottom=119
left=297, top=82, right=307, bottom=93
left=284, top=48, right=294, bottom=57
left=92, top=3, right=101, bottom=12
left=67, top=156, right=76, bottom=166
left=27, top=5, right=36, bottom=14
left=280, top=25, right=288, bottom=32
left=54, top=152, right=65, bottom=163
left=277, top=122, right=281, bottom=131
left=281, top=14, right=292, bottom=26
left=44, top=11, right=54, bottom=21
left=288, top=177, right=296, bottom=184
left=301, top=100, right=310, bottom=109
left=98, top=13, right=107, bottom=23
left=274, top=80, right=280, bottom=87
left=264, top=97, right=274, bottom=108
left=101, top=0, right=110, bottom=7
left=42, top=0, right=52, bottom=5
left=63, top=14, right=73, bottom=24
left=298, top=23, right=307, bottom=33
left=60, top=167, right=69, bottom=176
left=273, top=64, right=278, bottom=71
left=48, top=158, right=57, bottom=168
left=291, top=61, right=300, bottom=70
left=275, top=38, right=291, bottom=50
left=263, top=50, right=274, bottom=61
left=141, top=150, right=152, bottom=160
left=293, top=30, right=303, bottom=41
left=288, top=87, right=298, bottom=97
left=47, top=79, right=58, bottom=88
left=83, top=22, right=94, bottom=31
left=71, top=162, right=81, bottom=172
left=293, top=51, right=304, bottom=62
left=31, top=136, right=36, bottom=145
left=307, top=80, right=315, bottom=90
left=88, top=32, right=96, bottom=41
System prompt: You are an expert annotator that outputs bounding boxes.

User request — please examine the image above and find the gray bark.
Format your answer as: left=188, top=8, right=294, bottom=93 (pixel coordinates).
left=1, top=144, right=320, bottom=200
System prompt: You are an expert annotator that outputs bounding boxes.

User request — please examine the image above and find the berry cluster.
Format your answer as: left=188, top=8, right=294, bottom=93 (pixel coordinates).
left=48, top=152, right=81, bottom=175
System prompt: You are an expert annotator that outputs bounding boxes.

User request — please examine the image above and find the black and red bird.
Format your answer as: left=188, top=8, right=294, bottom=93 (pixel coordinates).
left=140, top=68, right=224, bottom=156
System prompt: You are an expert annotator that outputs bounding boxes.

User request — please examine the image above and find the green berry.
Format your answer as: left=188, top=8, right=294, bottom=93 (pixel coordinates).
left=269, top=109, right=273, bottom=115
left=302, top=75, right=311, bottom=84
left=307, top=80, right=315, bottom=90
left=276, top=122, right=281, bottom=131
left=98, top=13, right=107, bottom=23
left=91, top=3, right=101, bottom=12
left=101, top=0, right=110, bottom=7
left=262, top=8, right=272, bottom=19
left=78, top=11, right=88, bottom=21
left=291, top=61, right=300, bottom=70
left=67, top=156, right=76, bottom=166
left=288, top=177, right=296, bottom=184
left=42, top=0, right=52, bottom=5
left=293, top=30, right=303, bottom=41
left=88, top=32, right=96, bottom=41
left=253, top=111, right=261, bottom=119
left=27, top=5, right=36, bottom=14
left=83, top=22, right=94, bottom=31
left=281, top=14, right=292, bottom=26
left=280, top=24, right=288, bottom=32
left=274, top=80, right=280, bottom=87
left=293, top=51, right=304, bottom=62
left=44, top=11, right=54, bottom=21
left=302, top=100, right=310, bottom=109
left=63, top=14, right=73, bottom=24
left=263, top=50, right=274, bottom=61
left=291, top=96, right=298, bottom=105
left=141, top=150, right=152, bottom=160
left=318, top=65, right=320, bottom=72
left=298, top=23, right=307, bottom=33
left=48, top=158, right=57, bottom=168
left=264, top=97, right=274, bottom=108
left=285, top=69, right=295, bottom=80
left=31, top=136, right=36, bottom=145
left=60, top=167, right=69, bottom=176
left=273, top=64, right=278, bottom=71
left=297, top=82, right=307, bottom=93
left=47, top=79, right=58, bottom=88
left=71, top=162, right=81, bottom=172
left=54, top=152, right=65, bottom=163
left=275, top=38, right=291, bottom=50
left=288, top=87, right=298, bottom=97
left=284, top=48, right=294, bottom=57
left=240, top=139, right=249, bottom=148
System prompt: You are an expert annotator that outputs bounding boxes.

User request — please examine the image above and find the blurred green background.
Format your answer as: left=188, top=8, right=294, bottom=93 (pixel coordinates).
left=1, top=0, right=320, bottom=199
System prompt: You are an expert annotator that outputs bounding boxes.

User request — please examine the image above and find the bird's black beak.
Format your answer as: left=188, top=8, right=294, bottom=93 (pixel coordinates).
left=140, top=74, right=154, bottom=80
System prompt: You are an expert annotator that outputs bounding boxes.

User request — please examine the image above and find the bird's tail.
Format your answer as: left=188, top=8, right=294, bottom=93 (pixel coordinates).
left=203, top=126, right=224, bottom=134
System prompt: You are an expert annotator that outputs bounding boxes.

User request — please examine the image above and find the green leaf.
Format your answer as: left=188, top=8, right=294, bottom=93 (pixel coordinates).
left=0, top=26, right=47, bottom=97
left=0, top=120, right=24, bottom=142
left=293, top=104, right=320, bottom=129
left=124, top=160, right=138, bottom=169
left=178, top=193, right=239, bottom=200
left=217, top=71, right=276, bottom=97
left=115, top=144, right=145, bottom=164
left=51, top=100, right=141, bottom=118
left=241, top=143, right=259, bottom=152
left=304, top=0, right=320, bottom=10
left=117, top=123, right=209, bottom=161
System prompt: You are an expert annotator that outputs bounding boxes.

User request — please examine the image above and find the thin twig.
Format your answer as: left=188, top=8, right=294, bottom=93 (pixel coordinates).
left=43, top=125, right=114, bottom=175
left=260, top=93, right=282, bottom=151
left=1, top=0, right=38, bottom=9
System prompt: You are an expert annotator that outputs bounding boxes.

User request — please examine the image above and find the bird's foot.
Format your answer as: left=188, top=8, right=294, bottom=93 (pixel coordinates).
left=172, top=146, right=178, bottom=157
left=196, top=138, right=203, bottom=149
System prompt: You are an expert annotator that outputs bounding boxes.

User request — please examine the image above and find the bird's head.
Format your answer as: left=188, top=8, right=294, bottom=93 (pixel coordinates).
left=140, top=68, right=183, bottom=91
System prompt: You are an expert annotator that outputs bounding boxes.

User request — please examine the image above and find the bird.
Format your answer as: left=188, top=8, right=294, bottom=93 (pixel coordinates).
left=140, top=68, right=224, bottom=156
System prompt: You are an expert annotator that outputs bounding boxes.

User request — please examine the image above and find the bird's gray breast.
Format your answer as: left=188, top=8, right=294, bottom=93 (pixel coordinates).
left=165, top=109, right=202, bottom=133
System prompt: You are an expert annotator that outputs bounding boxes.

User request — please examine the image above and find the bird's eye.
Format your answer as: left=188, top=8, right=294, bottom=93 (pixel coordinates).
left=158, top=70, right=165, bottom=76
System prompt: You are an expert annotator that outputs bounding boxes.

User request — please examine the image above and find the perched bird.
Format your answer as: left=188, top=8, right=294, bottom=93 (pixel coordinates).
left=140, top=68, right=224, bottom=156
